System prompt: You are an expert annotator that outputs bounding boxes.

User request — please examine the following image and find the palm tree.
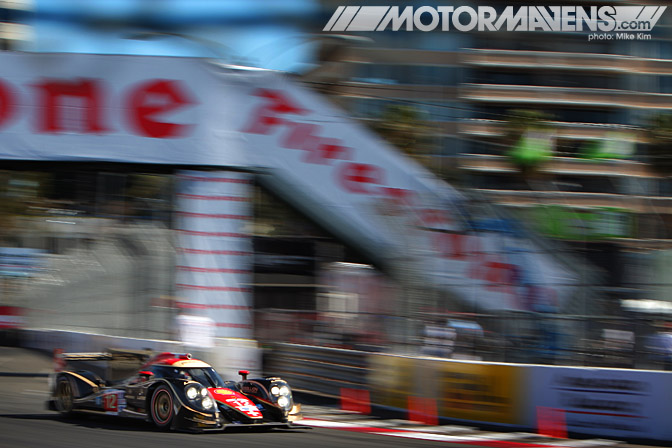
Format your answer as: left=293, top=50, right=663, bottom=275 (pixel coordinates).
left=503, top=109, right=554, bottom=178
left=370, top=103, right=451, bottom=178
left=373, top=104, right=433, bottom=155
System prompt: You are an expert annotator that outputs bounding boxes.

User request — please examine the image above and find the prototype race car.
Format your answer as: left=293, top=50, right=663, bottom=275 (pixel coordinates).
left=47, top=349, right=302, bottom=432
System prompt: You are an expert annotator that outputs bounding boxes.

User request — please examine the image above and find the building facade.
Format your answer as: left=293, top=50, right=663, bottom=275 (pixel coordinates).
left=311, top=0, right=672, bottom=304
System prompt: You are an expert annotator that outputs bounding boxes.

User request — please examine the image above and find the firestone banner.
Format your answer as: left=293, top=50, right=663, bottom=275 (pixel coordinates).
left=0, top=52, right=577, bottom=312
left=0, top=52, right=248, bottom=167
left=234, top=71, right=577, bottom=312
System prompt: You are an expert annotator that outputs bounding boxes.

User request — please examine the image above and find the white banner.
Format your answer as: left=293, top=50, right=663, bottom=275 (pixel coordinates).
left=234, top=72, right=576, bottom=311
left=0, top=52, right=248, bottom=167
left=0, top=52, right=577, bottom=312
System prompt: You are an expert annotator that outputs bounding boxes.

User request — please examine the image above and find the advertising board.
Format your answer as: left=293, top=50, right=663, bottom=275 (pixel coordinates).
left=530, top=366, right=672, bottom=441
left=437, top=360, right=523, bottom=425
left=0, top=52, right=578, bottom=313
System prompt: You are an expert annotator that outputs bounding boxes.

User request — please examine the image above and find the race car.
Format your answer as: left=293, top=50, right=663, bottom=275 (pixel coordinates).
left=47, top=349, right=302, bottom=432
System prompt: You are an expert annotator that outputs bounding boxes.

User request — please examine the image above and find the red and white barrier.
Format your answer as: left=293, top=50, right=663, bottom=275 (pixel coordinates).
left=0, top=306, right=24, bottom=329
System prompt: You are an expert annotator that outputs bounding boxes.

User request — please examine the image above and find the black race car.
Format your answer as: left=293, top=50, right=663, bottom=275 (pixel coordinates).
left=47, top=350, right=302, bottom=432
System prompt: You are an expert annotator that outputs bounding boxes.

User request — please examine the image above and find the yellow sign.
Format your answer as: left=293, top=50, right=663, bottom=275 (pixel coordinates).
left=368, top=354, right=524, bottom=425
left=368, top=354, right=414, bottom=410
left=438, top=362, right=521, bottom=424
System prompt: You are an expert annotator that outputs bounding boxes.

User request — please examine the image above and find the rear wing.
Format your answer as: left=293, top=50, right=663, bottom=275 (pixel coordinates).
left=54, top=348, right=153, bottom=383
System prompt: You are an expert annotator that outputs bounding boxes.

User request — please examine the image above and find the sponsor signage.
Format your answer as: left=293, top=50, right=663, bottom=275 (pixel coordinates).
left=0, top=52, right=577, bottom=313
left=530, top=366, right=672, bottom=440
left=239, top=76, right=576, bottom=312
left=438, top=362, right=522, bottom=424
left=0, top=53, right=248, bottom=166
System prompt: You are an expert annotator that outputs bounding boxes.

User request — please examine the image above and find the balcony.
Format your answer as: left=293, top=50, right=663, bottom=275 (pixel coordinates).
left=459, top=119, right=644, bottom=142
left=460, top=84, right=672, bottom=109
left=458, top=154, right=657, bottom=178
left=462, top=49, right=672, bottom=75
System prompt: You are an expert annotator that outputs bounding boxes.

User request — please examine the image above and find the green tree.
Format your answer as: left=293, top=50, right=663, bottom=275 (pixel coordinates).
left=373, top=104, right=433, bottom=155
left=503, top=109, right=555, bottom=178
left=370, top=103, right=452, bottom=178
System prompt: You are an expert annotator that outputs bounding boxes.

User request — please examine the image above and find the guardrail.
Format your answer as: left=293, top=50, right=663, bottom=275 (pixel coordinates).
left=265, top=343, right=368, bottom=397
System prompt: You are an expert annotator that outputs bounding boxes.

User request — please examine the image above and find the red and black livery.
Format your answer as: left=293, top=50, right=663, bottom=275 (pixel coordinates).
left=47, top=350, right=302, bottom=432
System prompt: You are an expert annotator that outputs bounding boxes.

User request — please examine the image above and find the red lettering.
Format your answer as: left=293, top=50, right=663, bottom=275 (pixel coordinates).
left=34, top=79, right=107, bottom=134
left=468, top=254, right=517, bottom=293
left=282, top=122, right=350, bottom=164
left=283, top=122, right=320, bottom=149
left=381, top=188, right=413, bottom=204
left=243, top=88, right=305, bottom=134
left=0, top=80, right=15, bottom=129
left=418, top=209, right=451, bottom=227
left=127, top=80, right=194, bottom=138
left=484, top=261, right=512, bottom=286
left=315, top=140, right=349, bottom=163
left=437, top=233, right=465, bottom=260
left=338, top=162, right=385, bottom=194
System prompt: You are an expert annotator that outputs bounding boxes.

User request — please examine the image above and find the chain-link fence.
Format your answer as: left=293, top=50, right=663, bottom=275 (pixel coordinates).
left=4, top=168, right=672, bottom=372
left=0, top=169, right=177, bottom=341
left=254, top=308, right=672, bottom=371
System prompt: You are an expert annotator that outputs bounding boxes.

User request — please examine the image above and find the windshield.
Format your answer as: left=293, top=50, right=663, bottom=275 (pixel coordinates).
left=172, top=367, right=227, bottom=388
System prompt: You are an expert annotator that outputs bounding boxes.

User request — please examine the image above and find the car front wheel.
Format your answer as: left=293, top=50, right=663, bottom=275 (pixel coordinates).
left=150, top=385, right=174, bottom=430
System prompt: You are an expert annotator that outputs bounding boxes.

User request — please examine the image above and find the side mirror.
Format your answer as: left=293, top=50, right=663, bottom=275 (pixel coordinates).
left=139, top=370, right=154, bottom=379
left=238, top=370, right=249, bottom=380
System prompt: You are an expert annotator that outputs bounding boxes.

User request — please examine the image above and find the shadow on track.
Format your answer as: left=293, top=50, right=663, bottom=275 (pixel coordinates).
left=0, top=412, right=154, bottom=432
left=0, top=412, right=311, bottom=435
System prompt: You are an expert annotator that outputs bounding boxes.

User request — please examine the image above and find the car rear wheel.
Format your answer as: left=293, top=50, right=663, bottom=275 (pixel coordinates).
left=150, top=385, right=174, bottom=429
left=54, top=377, right=74, bottom=417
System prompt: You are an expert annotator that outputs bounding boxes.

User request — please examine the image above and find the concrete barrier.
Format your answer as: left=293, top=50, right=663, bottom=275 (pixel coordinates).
left=267, top=343, right=672, bottom=443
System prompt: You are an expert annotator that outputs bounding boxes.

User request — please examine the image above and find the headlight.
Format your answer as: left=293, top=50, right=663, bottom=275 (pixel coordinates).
left=186, top=385, right=199, bottom=400
left=279, top=386, right=290, bottom=396
left=202, top=396, right=214, bottom=410
left=270, top=386, right=280, bottom=395
left=201, top=388, right=208, bottom=397
left=277, top=396, right=290, bottom=410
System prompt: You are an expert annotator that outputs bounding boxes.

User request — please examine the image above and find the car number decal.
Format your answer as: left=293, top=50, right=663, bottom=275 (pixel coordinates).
left=102, top=390, right=126, bottom=415
left=224, top=397, right=262, bottom=418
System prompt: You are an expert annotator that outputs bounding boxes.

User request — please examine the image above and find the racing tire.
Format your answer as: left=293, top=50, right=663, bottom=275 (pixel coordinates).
left=150, top=385, right=175, bottom=430
left=54, top=376, right=74, bottom=417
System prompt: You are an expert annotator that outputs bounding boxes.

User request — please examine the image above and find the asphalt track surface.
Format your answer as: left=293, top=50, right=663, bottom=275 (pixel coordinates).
left=0, top=347, right=662, bottom=448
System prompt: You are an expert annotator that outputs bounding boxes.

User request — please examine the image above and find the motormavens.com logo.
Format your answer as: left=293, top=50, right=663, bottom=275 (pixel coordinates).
left=323, top=5, right=667, bottom=34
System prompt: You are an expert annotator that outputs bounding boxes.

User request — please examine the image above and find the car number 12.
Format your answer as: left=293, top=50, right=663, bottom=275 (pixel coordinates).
left=103, top=393, right=118, bottom=412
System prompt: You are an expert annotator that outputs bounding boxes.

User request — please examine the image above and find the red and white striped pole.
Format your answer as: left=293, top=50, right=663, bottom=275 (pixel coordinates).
left=174, top=170, right=254, bottom=339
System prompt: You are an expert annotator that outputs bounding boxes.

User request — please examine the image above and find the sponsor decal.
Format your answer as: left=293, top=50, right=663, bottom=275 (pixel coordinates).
left=223, top=397, right=263, bottom=418
left=242, top=385, right=259, bottom=395
left=213, top=388, right=234, bottom=395
left=210, top=388, right=263, bottom=419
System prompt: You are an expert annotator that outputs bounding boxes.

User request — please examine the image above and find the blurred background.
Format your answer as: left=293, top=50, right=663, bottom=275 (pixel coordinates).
left=2, top=0, right=672, bottom=372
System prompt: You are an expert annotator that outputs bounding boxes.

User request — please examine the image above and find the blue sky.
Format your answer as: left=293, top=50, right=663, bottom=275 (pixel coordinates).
left=27, top=0, right=322, bottom=72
